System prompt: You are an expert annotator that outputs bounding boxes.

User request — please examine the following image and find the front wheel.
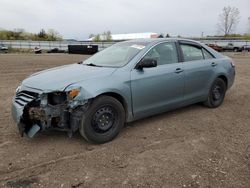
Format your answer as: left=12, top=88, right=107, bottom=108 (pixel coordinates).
left=79, top=96, right=125, bottom=144
left=204, top=78, right=227, bottom=108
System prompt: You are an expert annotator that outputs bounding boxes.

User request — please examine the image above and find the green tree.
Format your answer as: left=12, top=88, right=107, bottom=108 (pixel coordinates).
left=0, top=28, right=62, bottom=41
left=47, top=29, right=62, bottom=41
left=38, top=29, right=47, bottom=39
left=93, top=34, right=101, bottom=42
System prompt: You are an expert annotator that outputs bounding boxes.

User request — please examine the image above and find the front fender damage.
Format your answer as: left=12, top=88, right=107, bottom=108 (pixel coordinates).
left=12, top=88, right=92, bottom=138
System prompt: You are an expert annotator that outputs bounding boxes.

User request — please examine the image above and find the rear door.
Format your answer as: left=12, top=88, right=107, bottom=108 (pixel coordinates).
left=179, top=41, right=216, bottom=103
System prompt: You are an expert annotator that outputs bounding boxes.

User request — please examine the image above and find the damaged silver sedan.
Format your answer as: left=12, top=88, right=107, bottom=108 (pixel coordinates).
left=12, top=38, right=235, bottom=143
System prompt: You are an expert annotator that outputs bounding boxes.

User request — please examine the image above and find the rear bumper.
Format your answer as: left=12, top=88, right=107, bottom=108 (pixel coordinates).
left=227, top=67, right=235, bottom=89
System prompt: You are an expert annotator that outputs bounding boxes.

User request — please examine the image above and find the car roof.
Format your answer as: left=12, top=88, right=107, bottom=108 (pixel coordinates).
left=122, top=38, right=202, bottom=46
left=122, top=38, right=223, bottom=59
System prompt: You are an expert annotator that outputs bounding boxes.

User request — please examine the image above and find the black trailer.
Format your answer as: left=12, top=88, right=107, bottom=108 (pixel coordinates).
left=68, top=45, right=98, bottom=55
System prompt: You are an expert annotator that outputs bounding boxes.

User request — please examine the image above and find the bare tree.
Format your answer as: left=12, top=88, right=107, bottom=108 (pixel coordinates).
left=89, top=34, right=95, bottom=39
left=248, top=17, right=250, bottom=34
left=106, top=31, right=112, bottom=41
left=102, top=31, right=112, bottom=41
left=217, top=6, right=240, bottom=36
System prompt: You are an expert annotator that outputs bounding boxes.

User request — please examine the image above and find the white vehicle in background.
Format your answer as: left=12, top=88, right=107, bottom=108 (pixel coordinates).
left=0, top=44, right=8, bottom=53
left=221, top=43, right=243, bottom=52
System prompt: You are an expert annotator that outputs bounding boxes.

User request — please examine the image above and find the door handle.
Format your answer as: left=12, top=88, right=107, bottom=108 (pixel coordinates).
left=175, top=68, right=183, bottom=73
left=211, top=62, right=217, bottom=67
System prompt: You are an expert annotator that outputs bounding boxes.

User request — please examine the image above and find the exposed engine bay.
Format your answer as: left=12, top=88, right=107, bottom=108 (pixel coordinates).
left=14, top=90, right=90, bottom=138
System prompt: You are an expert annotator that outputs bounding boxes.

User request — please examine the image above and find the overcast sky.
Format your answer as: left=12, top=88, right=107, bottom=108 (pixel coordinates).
left=0, top=0, right=249, bottom=40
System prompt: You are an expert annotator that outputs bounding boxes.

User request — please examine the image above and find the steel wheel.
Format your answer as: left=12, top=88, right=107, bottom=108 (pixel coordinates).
left=91, top=106, right=116, bottom=133
left=204, top=78, right=226, bottom=108
left=79, top=96, right=125, bottom=144
left=212, top=85, right=223, bottom=101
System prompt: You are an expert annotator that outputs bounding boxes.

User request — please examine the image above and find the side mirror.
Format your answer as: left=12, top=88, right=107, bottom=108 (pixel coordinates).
left=136, top=58, right=157, bottom=70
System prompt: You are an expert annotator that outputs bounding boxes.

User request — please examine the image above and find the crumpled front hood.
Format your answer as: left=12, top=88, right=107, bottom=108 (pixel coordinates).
left=22, top=64, right=116, bottom=92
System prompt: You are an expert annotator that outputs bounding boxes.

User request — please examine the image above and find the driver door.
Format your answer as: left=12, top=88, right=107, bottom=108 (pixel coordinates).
left=131, top=42, right=185, bottom=119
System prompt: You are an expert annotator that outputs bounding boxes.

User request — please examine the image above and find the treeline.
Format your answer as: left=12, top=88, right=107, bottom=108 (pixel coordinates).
left=0, top=29, right=62, bottom=41
left=89, top=31, right=112, bottom=42
left=223, top=33, right=250, bottom=39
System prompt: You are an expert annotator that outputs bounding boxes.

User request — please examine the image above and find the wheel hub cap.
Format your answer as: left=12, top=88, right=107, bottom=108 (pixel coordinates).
left=92, top=106, right=115, bottom=133
left=212, top=85, right=221, bottom=100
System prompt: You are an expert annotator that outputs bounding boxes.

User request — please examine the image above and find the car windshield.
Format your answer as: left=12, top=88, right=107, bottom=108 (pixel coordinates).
left=83, top=42, right=148, bottom=67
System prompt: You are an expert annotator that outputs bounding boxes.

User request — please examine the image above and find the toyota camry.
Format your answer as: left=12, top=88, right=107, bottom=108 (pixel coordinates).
left=12, top=38, right=235, bottom=143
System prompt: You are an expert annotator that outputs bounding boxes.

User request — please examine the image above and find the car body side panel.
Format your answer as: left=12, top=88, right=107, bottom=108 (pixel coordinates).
left=65, top=68, right=134, bottom=122
left=130, top=63, right=185, bottom=119
left=183, top=59, right=213, bottom=103
left=199, top=58, right=235, bottom=100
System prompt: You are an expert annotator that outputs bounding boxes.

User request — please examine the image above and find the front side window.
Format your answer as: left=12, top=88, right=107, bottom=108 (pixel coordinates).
left=180, top=44, right=204, bottom=62
left=143, top=42, right=178, bottom=65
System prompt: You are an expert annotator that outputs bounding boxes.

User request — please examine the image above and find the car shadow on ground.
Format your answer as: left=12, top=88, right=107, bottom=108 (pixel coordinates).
left=28, top=103, right=203, bottom=145
left=126, top=103, right=203, bottom=128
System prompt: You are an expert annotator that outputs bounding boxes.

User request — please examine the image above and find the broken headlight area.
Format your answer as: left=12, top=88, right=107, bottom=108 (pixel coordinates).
left=16, top=90, right=89, bottom=138
left=47, top=92, right=67, bottom=105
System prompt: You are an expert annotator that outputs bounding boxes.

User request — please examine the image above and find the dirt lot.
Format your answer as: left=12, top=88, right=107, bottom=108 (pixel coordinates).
left=0, top=53, right=250, bottom=188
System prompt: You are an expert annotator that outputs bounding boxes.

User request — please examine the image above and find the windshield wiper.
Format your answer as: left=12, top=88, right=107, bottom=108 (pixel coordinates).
left=85, top=63, right=103, bottom=67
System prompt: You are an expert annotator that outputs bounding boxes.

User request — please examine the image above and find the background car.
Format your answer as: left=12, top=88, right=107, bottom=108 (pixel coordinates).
left=207, top=44, right=223, bottom=52
left=34, top=47, right=42, bottom=54
left=0, top=44, right=8, bottom=53
left=221, top=42, right=243, bottom=52
left=243, top=45, right=250, bottom=52
left=47, top=48, right=66, bottom=53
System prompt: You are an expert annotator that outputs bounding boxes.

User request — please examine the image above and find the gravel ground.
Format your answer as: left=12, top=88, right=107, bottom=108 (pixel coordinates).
left=0, top=53, right=250, bottom=188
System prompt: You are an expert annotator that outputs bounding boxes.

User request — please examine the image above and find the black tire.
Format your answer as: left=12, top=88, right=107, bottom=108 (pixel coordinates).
left=233, top=48, right=239, bottom=52
left=204, top=78, right=227, bottom=108
left=79, top=96, right=125, bottom=144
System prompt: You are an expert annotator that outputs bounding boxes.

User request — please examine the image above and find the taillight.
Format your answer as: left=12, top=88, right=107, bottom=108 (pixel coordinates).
left=228, top=58, right=235, bottom=68
left=230, top=60, right=235, bottom=68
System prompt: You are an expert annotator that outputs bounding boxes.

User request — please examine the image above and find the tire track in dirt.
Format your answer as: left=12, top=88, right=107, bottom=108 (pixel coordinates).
left=0, top=147, right=107, bottom=183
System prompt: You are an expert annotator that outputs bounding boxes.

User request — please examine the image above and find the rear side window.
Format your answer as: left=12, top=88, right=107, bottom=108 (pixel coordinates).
left=180, top=44, right=203, bottom=62
left=202, top=48, right=214, bottom=59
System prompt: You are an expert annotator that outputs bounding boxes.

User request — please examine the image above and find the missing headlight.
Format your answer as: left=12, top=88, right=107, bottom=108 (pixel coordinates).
left=48, top=92, right=67, bottom=105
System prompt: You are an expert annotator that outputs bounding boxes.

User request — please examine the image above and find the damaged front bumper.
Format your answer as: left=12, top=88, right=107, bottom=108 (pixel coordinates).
left=12, top=101, right=27, bottom=136
left=12, top=89, right=89, bottom=138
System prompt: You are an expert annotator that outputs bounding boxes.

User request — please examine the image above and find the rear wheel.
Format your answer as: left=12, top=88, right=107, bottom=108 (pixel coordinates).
left=204, top=78, right=226, bottom=108
left=79, top=96, right=125, bottom=144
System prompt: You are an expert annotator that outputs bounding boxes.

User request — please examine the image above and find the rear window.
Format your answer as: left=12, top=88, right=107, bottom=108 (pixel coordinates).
left=202, top=48, right=214, bottom=59
left=180, top=44, right=203, bottom=61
